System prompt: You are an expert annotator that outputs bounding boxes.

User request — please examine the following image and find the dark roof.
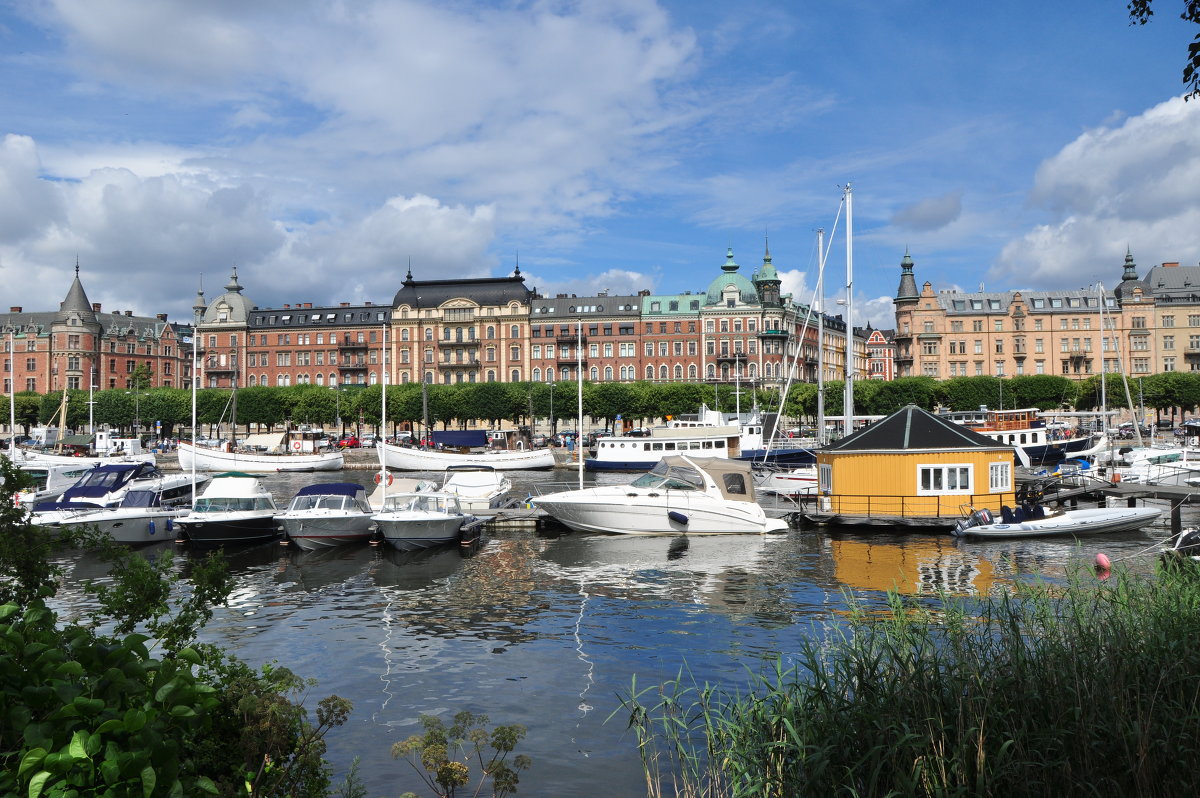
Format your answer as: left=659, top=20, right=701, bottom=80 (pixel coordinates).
left=392, top=274, right=534, bottom=309
left=826, top=404, right=1009, bottom=452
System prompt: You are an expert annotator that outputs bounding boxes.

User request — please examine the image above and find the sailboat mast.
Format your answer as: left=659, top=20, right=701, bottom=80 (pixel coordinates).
left=380, top=325, right=389, bottom=503
left=7, top=330, right=15, bottom=459
left=816, top=228, right=826, bottom=446
left=843, top=183, right=855, bottom=433
left=576, top=319, right=584, bottom=489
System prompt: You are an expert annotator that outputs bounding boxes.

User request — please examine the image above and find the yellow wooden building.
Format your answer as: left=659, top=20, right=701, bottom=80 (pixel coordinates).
left=813, top=404, right=1017, bottom=528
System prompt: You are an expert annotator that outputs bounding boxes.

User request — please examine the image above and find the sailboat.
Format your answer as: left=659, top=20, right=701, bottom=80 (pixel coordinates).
left=176, top=380, right=343, bottom=472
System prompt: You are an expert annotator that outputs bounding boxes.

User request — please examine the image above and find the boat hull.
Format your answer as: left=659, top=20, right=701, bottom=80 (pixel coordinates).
left=532, top=487, right=783, bottom=535
left=34, top=508, right=184, bottom=544
left=954, top=506, right=1162, bottom=539
left=177, top=442, right=344, bottom=472
left=279, top=513, right=376, bottom=551
left=381, top=442, right=555, bottom=471
left=175, top=512, right=281, bottom=546
left=375, top=515, right=465, bottom=550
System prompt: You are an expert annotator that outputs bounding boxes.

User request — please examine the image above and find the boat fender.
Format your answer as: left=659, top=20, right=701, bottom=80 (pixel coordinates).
left=668, top=510, right=689, bottom=525
left=166, top=518, right=174, bottom=532
left=148, top=519, right=156, bottom=536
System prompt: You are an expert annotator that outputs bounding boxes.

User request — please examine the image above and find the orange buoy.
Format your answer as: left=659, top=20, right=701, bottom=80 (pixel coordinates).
left=1095, top=552, right=1111, bottom=571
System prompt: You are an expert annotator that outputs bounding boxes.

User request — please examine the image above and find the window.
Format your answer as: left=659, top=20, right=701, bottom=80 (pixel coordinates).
left=989, top=462, right=1011, bottom=492
left=918, top=465, right=972, bottom=495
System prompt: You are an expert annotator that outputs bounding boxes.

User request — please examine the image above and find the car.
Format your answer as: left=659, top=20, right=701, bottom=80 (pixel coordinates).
left=360, top=434, right=378, bottom=448
left=337, top=435, right=360, bottom=448
left=531, top=433, right=549, bottom=447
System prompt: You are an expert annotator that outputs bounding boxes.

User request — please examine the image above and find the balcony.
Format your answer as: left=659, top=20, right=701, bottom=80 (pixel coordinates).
left=437, top=338, right=479, bottom=348
left=556, top=334, right=587, bottom=345
left=338, top=359, right=368, bottom=371
left=758, top=328, right=788, bottom=338
left=557, top=355, right=587, bottom=368
left=437, top=360, right=481, bottom=370
left=337, top=340, right=368, bottom=350
left=714, top=351, right=749, bottom=364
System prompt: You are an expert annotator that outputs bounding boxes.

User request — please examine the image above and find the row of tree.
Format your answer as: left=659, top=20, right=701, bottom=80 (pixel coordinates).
left=3, top=372, right=1197, bottom=439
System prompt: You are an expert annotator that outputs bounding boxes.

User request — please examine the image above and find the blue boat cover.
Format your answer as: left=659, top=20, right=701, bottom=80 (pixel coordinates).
left=293, top=482, right=365, bottom=497
left=432, top=430, right=488, bottom=447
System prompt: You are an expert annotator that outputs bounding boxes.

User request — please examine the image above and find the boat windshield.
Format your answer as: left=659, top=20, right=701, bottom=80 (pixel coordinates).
left=384, top=494, right=458, bottom=513
left=288, top=495, right=350, bottom=512
left=629, top=462, right=704, bottom=491
left=194, top=497, right=275, bottom=512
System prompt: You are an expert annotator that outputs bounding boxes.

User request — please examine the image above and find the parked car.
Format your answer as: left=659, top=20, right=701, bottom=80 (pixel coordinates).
left=360, top=434, right=378, bottom=448
left=337, top=435, right=360, bottom=449
left=531, top=434, right=549, bottom=447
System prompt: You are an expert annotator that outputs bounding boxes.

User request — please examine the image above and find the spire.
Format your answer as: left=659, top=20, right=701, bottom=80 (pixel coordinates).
left=224, top=266, right=242, bottom=294
left=514, top=250, right=521, bottom=277
left=192, top=275, right=207, bottom=320
left=55, top=260, right=97, bottom=325
left=1121, top=246, right=1139, bottom=281
left=895, top=248, right=919, bottom=301
left=721, top=246, right=739, bottom=273
left=404, top=257, right=414, bottom=284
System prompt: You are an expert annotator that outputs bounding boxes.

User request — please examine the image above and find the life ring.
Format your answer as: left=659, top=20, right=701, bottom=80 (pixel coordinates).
left=373, top=471, right=394, bottom=486
left=292, top=441, right=302, bottom=451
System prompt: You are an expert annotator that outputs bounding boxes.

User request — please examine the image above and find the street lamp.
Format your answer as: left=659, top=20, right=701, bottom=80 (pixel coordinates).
left=549, top=379, right=555, bottom=438
left=125, top=391, right=146, bottom=438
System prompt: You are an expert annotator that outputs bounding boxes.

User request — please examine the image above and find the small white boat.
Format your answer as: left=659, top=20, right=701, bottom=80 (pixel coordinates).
left=277, top=482, right=376, bottom=551
left=532, top=455, right=789, bottom=536
left=373, top=491, right=469, bottom=551
left=14, top=461, right=97, bottom=506
left=440, top=465, right=512, bottom=511
left=32, top=489, right=186, bottom=545
left=177, top=440, right=344, bottom=473
left=380, top=440, right=555, bottom=471
left=174, top=473, right=281, bottom=546
left=952, top=504, right=1162, bottom=539
left=756, top=465, right=818, bottom=498
left=1161, top=527, right=1200, bottom=570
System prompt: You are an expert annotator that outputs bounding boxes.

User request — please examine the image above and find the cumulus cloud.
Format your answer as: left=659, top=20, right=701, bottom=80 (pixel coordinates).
left=0, top=135, right=64, bottom=241
left=890, top=191, right=963, bottom=232
left=992, top=97, right=1200, bottom=287
left=531, top=268, right=657, bottom=300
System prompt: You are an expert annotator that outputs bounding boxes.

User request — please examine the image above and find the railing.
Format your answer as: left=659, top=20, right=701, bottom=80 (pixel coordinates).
left=811, top=492, right=1002, bottom=520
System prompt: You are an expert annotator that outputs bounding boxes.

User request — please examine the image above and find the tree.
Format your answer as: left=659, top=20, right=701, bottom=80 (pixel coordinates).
left=864, top=377, right=939, bottom=415
left=1129, top=1, right=1200, bottom=99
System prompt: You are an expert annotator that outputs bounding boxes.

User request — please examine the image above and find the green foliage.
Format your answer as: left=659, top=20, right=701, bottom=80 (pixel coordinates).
left=622, top=568, right=1200, bottom=797
left=392, top=711, right=531, bottom=798
left=862, top=376, right=939, bottom=414
left=1129, top=0, right=1200, bottom=99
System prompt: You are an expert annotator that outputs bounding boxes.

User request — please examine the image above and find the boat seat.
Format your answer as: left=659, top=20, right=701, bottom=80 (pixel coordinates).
left=1000, top=506, right=1015, bottom=524
left=1027, top=504, right=1046, bottom=520
left=1011, top=506, right=1026, bottom=523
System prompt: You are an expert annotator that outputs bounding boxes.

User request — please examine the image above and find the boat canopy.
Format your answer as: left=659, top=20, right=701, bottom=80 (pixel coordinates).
left=60, top=462, right=157, bottom=501
left=432, top=430, right=488, bottom=448
left=649, top=455, right=758, bottom=503
left=292, top=482, right=367, bottom=498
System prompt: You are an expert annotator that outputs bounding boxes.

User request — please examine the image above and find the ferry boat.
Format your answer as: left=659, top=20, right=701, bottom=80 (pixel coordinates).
left=586, top=404, right=814, bottom=472
left=939, top=407, right=1096, bottom=466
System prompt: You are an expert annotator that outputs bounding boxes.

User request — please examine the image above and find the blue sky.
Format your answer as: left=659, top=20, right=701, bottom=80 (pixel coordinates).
left=1, top=1, right=1198, bottom=329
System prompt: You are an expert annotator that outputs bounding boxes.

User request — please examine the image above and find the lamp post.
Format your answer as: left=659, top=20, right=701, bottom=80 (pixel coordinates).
left=125, top=391, right=146, bottom=438
left=549, top=379, right=555, bottom=438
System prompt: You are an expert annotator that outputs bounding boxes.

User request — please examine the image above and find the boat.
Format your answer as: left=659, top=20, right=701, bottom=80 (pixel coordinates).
left=13, top=461, right=97, bottom=506
left=439, top=465, right=512, bottom=511
left=32, top=489, right=187, bottom=545
left=41, top=461, right=204, bottom=508
left=940, top=407, right=1098, bottom=466
left=1116, top=447, right=1200, bottom=487
left=380, top=438, right=555, bottom=471
left=532, top=455, right=789, bottom=535
left=276, top=482, right=377, bottom=551
left=951, top=503, right=1162, bottom=539
left=373, top=491, right=470, bottom=551
left=177, top=436, right=344, bottom=473
left=1160, top=527, right=1200, bottom=571
left=756, top=464, right=818, bottom=498
left=173, top=472, right=281, bottom=546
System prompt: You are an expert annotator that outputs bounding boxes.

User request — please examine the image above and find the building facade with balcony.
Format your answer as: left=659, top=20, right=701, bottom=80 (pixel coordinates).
left=529, top=293, right=642, bottom=383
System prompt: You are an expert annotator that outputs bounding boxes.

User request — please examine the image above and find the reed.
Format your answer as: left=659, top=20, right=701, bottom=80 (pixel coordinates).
left=618, top=567, right=1200, bottom=797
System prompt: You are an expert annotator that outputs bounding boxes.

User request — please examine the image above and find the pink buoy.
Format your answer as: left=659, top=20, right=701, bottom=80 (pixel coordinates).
left=1095, top=552, right=1111, bottom=571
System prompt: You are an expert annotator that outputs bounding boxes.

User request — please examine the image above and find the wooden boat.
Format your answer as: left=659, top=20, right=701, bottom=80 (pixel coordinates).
left=952, top=504, right=1162, bottom=539
left=177, top=439, right=343, bottom=473
left=380, top=440, right=554, bottom=471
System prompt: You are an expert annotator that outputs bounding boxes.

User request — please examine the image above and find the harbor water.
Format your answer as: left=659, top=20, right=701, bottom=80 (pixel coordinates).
left=45, top=467, right=1182, bottom=797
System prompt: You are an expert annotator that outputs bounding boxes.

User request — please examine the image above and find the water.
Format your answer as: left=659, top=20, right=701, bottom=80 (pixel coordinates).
left=46, top=468, right=1184, bottom=797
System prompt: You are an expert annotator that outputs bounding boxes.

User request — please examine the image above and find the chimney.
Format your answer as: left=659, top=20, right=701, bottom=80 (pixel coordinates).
left=1163, top=262, right=1180, bottom=268
left=92, top=303, right=101, bottom=312
left=9, top=306, right=21, bottom=312
left=340, top=302, right=350, bottom=307
left=304, top=303, right=312, bottom=309
left=156, top=313, right=168, bottom=321
left=124, top=310, right=133, bottom=317
left=364, top=301, right=372, bottom=306
left=284, top=304, right=291, bottom=309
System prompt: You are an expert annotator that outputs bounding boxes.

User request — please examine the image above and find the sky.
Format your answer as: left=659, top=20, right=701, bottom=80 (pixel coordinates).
left=1, top=1, right=1198, bottom=331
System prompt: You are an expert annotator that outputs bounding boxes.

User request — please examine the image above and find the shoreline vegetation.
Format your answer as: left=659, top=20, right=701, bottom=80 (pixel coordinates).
left=620, top=565, right=1200, bottom=797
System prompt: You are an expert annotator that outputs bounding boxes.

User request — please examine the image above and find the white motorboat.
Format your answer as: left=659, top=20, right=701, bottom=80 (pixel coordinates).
left=177, top=439, right=344, bottom=473
left=439, top=465, right=512, bottom=511
left=756, top=465, right=818, bottom=498
left=1116, top=447, right=1200, bottom=487
left=44, top=461, right=204, bottom=508
left=380, top=440, right=555, bottom=471
left=13, top=461, right=97, bottom=506
left=952, top=504, right=1162, bottom=539
left=174, top=473, right=281, bottom=546
left=33, top=489, right=186, bottom=545
left=277, top=482, right=376, bottom=551
left=373, top=491, right=469, bottom=551
left=532, top=455, right=789, bottom=536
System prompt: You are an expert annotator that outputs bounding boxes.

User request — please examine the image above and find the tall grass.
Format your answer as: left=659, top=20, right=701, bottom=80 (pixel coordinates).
left=619, top=566, right=1200, bottom=797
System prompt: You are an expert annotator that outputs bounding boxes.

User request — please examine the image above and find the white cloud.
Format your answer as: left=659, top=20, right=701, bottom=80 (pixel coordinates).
left=993, top=97, right=1200, bottom=287
left=0, top=134, right=63, bottom=240
left=890, top=191, right=963, bottom=232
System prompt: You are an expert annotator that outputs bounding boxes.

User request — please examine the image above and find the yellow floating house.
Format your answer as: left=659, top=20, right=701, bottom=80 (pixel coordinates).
left=813, top=404, right=1017, bottom=528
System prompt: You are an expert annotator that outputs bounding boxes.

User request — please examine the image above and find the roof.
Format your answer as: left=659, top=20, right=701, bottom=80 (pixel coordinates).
left=825, top=404, right=1011, bottom=453
left=660, top=454, right=758, bottom=503
left=392, top=273, right=534, bottom=309
left=704, top=248, right=760, bottom=306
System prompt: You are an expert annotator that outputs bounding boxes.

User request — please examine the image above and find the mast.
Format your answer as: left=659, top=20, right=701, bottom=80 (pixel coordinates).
left=576, top=319, right=584, bottom=489
left=843, top=183, right=855, bottom=432
left=816, top=228, right=826, bottom=446
left=379, top=325, right=389, bottom=504
left=7, top=330, right=15, bottom=459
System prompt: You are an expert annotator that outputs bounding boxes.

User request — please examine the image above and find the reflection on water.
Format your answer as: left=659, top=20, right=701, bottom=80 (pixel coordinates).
left=42, top=468, right=1190, bottom=798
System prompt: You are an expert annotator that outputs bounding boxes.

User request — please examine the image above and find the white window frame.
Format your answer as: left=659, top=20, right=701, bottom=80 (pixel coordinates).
left=917, top=463, right=972, bottom=495
left=988, top=462, right=1012, bottom=492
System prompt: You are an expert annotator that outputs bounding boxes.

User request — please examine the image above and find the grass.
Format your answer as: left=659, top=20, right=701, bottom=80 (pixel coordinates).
left=618, top=565, right=1200, bottom=797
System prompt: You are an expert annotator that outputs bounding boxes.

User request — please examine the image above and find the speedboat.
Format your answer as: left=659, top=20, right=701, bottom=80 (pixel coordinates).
left=174, top=472, right=281, bottom=546
left=33, top=489, right=186, bottom=545
left=373, top=491, right=469, bottom=551
left=14, top=461, right=96, bottom=506
left=277, top=482, right=376, bottom=551
left=439, top=465, right=512, bottom=511
left=952, top=503, right=1162, bottom=539
left=756, top=465, right=818, bottom=498
left=531, top=455, right=789, bottom=535
left=47, top=461, right=204, bottom=508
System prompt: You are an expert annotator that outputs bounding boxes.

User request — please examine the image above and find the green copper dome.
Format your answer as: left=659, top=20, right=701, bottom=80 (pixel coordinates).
left=705, top=247, right=760, bottom=306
